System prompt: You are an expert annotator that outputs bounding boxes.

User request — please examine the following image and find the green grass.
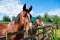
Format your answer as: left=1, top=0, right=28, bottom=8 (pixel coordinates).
left=57, top=38, right=60, bottom=40
left=56, top=29, right=60, bottom=38
left=54, top=29, right=60, bottom=38
left=51, top=29, right=60, bottom=40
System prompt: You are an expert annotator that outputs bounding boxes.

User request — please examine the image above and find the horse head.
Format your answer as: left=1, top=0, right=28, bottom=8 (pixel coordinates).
left=14, top=4, right=33, bottom=33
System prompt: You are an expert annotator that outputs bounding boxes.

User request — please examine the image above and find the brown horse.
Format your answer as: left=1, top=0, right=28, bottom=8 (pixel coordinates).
left=26, top=17, right=44, bottom=35
left=33, top=17, right=44, bottom=28
left=0, top=4, right=32, bottom=40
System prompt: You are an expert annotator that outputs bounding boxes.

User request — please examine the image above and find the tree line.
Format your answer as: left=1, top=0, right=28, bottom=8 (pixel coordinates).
left=0, top=12, right=60, bottom=24
left=36, top=12, right=60, bottom=24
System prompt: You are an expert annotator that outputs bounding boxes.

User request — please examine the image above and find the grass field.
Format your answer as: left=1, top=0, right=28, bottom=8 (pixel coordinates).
left=52, top=29, right=60, bottom=40
left=56, top=29, right=60, bottom=38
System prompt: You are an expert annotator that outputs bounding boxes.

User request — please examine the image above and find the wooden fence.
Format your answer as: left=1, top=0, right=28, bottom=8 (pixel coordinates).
left=6, top=26, right=54, bottom=40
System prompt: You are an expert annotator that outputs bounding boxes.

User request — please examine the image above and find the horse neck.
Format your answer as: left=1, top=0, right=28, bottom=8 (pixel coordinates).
left=15, top=14, right=25, bottom=31
left=16, top=21, right=24, bottom=31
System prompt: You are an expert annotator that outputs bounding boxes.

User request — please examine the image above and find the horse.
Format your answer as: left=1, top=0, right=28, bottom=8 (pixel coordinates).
left=26, top=16, right=44, bottom=35
left=33, top=17, right=44, bottom=28
left=0, top=4, right=32, bottom=40
left=23, top=16, right=44, bottom=40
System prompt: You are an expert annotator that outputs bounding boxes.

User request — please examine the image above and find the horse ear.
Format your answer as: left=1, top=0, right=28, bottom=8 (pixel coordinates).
left=23, top=4, right=26, bottom=11
left=28, top=6, right=32, bottom=12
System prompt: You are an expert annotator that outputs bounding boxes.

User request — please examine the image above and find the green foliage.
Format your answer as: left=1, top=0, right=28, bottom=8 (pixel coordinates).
left=0, top=12, right=60, bottom=24
left=57, top=17, right=60, bottom=24
left=42, top=12, right=52, bottom=22
left=12, top=16, right=16, bottom=21
left=52, top=15, right=59, bottom=24
left=3, top=15, right=11, bottom=22
left=51, top=29, right=60, bottom=40
left=37, top=15, right=41, bottom=19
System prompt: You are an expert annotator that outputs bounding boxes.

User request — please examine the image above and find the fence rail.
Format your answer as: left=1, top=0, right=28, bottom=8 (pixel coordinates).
left=6, top=26, right=54, bottom=40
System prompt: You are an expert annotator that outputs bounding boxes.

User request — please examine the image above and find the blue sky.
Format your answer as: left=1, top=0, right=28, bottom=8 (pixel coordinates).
left=19, top=0, right=60, bottom=13
left=0, top=0, right=60, bottom=20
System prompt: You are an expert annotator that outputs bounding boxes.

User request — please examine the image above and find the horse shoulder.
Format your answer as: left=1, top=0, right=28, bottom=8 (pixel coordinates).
left=7, top=22, right=18, bottom=32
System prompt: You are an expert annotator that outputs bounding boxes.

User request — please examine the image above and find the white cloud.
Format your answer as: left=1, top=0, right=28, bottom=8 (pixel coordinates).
left=0, top=0, right=23, bottom=19
left=32, top=8, right=60, bottom=17
left=30, top=11, right=43, bottom=17
left=48, top=8, right=60, bottom=16
left=30, top=11, right=45, bottom=17
left=0, top=0, right=60, bottom=20
left=30, top=11, right=37, bottom=17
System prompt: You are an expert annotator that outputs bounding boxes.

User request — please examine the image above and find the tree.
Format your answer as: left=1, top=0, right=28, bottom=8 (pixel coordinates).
left=52, top=15, right=59, bottom=29
left=37, top=15, right=41, bottom=19
left=52, top=15, right=58, bottom=24
left=57, top=17, right=60, bottom=24
left=12, top=16, right=16, bottom=21
left=42, top=12, right=52, bottom=22
left=3, top=15, right=11, bottom=22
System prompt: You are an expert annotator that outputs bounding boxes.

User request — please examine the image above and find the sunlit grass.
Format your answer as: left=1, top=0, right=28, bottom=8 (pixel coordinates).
left=56, top=29, right=60, bottom=38
left=51, top=29, right=60, bottom=40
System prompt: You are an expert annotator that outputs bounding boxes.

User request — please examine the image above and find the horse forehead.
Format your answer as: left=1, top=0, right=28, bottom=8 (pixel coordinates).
left=21, top=11, right=27, bottom=14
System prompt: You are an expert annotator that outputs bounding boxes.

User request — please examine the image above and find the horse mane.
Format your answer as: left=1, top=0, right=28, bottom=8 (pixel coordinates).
left=14, top=14, right=20, bottom=24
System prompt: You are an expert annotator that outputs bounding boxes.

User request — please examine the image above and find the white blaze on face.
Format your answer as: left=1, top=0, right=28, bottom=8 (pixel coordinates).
left=27, top=13, right=33, bottom=29
left=27, top=13, right=30, bottom=21
left=25, top=13, right=33, bottom=33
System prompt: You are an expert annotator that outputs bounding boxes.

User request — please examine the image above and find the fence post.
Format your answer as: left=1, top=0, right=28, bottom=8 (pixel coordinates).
left=37, top=28, right=40, bottom=40
left=43, top=27, right=45, bottom=40
left=55, top=27, right=57, bottom=40
left=6, top=33, right=11, bottom=40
